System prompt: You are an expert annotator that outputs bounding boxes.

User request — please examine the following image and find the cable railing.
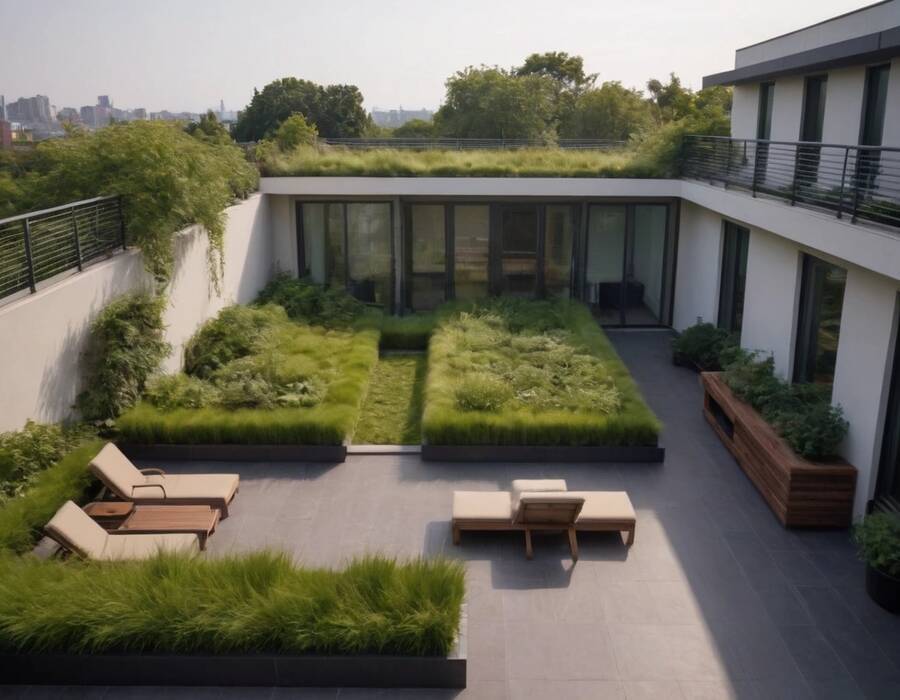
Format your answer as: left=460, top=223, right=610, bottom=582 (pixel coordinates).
left=682, top=135, right=900, bottom=229
left=320, top=137, right=626, bottom=150
left=0, top=195, right=125, bottom=303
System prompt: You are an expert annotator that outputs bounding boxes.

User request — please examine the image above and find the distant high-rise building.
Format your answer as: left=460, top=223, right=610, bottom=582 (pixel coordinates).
left=371, top=107, right=434, bottom=128
left=133, top=108, right=147, bottom=120
left=97, top=95, right=111, bottom=109
left=219, top=99, right=225, bottom=114
left=0, top=95, right=6, bottom=121
left=56, top=107, right=80, bottom=123
left=7, top=95, right=52, bottom=124
left=80, top=105, right=97, bottom=127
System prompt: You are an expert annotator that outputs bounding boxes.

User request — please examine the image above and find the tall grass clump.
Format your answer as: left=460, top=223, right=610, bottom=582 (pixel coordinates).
left=0, top=553, right=465, bottom=657
left=259, top=145, right=663, bottom=178
left=0, top=440, right=103, bottom=553
left=422, top=299, right=660, bottom=446
left=118, top=301, right=379, bottom=445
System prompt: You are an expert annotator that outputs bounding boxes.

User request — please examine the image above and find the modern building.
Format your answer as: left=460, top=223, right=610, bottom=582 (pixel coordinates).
left=6, top=95, right=52, bottom=124
left=260, top=0, right=900, bottom=519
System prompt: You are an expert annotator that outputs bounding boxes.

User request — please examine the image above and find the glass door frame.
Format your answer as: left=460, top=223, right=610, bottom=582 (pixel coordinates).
left=580, top=200, right=677, bottom=327
left=874, top=294, right=900, bottom=512
left=491, top=203, right=543, bottom=297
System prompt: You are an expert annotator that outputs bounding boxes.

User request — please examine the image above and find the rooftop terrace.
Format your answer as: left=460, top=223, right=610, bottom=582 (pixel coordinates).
left=8, top=331, right=897, bottom=698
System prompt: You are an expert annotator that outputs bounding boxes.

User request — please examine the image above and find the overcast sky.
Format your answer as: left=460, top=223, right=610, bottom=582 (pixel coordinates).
left=0, top=0, right=871, bottom=114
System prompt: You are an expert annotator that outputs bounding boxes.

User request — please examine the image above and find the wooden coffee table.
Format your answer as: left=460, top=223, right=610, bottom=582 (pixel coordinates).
left=113, top=505, right=220, bottom=550
left=83, top=501, right=134, bottom=528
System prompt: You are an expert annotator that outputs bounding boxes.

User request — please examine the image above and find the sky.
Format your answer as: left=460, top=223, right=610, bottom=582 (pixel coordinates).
left=0, top=0, right=874, bottom=115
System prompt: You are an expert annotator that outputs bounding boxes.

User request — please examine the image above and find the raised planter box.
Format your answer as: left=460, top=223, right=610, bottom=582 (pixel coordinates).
left=0, top=613, right=466, bottom=688
left=117, top=443, right=347, bottom=463
left=422, top=444, right=664, bottom=463
left=701, top=372, right=856, bottom=528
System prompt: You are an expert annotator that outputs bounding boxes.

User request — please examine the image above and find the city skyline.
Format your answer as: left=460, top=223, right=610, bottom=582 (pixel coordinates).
left=0, top=0, right=868, bottom=115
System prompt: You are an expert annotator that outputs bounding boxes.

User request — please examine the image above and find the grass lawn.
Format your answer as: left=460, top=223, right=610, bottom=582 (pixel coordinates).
left=0, top=552, right=465, bottom=656
left=259, top=145, right=664, bottom=178
left=354, top=353, right=427, bottom=445
left=421, top=298, right=661, bottom=446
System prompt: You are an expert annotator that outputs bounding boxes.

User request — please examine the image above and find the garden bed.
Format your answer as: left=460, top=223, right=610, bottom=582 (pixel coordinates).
left=421, top=299, right=661, bottom=456
left=702, top=372, right=856, bottom=527
left=0, top=553, right=467, bottom=688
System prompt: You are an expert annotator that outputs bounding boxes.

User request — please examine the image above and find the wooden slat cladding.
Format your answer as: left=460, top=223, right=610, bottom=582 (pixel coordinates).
left=701, top=372, right=856, bottom=528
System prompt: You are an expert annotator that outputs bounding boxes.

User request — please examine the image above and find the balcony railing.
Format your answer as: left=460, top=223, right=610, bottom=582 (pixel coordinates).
left=682, top=135, right=900, bottom=229
left=321, top=137, right=626, bottom=150
left=0, top=195, right=125, bottom=304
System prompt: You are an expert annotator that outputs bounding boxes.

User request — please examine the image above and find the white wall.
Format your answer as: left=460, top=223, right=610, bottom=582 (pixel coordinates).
left=672, top=202, right=722, bottom=331
left=740, top=230, right=801, bottom=376
left=0, top=195, right=273, bottom=431
left=821, top=65, right=866, bottom=146
left=731, top=83, right=759, bottom=140
left=881, top=57, right=900, bottom=148
left=270, top=194, right=297, bottom=276
left=831, top=269, right=899, bottom=516
left=770, top=77, right=804, bottom=142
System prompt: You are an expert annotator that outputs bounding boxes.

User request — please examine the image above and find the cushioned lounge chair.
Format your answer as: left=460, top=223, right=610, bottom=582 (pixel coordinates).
left=45, top=501, right=199, bottom=561
left=90, top=443, right=239, bottom=517
left=452, top=479, right=636, bottom=560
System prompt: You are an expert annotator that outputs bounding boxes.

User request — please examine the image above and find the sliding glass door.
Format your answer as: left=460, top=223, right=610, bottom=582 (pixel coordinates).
left=406, top=204, right=447, bottom=311
left=718, top=221, right=750, bottom=335
left=498, top=205, right=539, bottom=297
left=793, top=254, right=846, bottom=389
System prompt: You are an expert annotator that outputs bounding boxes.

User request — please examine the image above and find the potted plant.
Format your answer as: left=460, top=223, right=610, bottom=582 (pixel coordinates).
left=672, top=322, right=737, bottom=371
left=854, top=512, right=900, bottom=614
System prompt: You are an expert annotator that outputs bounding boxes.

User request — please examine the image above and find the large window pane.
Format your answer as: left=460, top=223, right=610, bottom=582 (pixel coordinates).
left=326, top=203, right=346, bottom=289
left=500, top=205, right=538, bottom=296
left=717, top=222, right=749, bottom=335
left=585, top=205, right=626, bottom=324
left=409, top=204, right=446, bottom=311
left=300, top=203, right=328, bottom=284
left=794, top=254, right=846, bottom=388
left=627, top=205, right=667, bottom=325
left=454, top=205, right=489, bottom=300
left=347, top=202, right=392, bottom=307
left=544, top=205, right=574, bottom=298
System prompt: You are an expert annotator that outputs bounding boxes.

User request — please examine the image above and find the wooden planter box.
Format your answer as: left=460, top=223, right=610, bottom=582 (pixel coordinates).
left=701, top=372, right=856, bottom=528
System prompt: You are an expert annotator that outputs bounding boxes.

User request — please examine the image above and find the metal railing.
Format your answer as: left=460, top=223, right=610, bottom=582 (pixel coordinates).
left=0, top=195, right=125, bottom=303
left=682, top=135, right=900, bottom=229
left=321, top=137, right=626, bottom=150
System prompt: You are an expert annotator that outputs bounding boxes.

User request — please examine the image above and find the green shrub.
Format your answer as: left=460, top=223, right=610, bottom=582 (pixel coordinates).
left=143, top=374, right=221, bottom=410
left=0, top=422, right=95, bottom=499
left=0, top=440, right=103, bottom=553
left=76, top=293, right=170, bottom=421
left=723, top=351, right=848, bottom=459
left=10, top=121, right=258, bottom=287
left=0, top=552, right=465, bottom=656
left=380, top=313, right=435, bottom=350
left=422, top=299, right=660, bottom=446
left=274, top=114, right=319, bottom=151
left=255, top=274, right=368, bottom=328
left=854, top=513, right=900, bottom=578
left=672, top=322, right=737, bottom=371
left=184, top=304, right=285, bottom=378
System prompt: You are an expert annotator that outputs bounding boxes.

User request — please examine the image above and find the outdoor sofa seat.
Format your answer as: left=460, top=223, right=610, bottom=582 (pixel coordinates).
left=90, top=443, right=239, bottom=517
left=45, top=500, right=200, bottom=561
left=452, top=480, right=636, bottom=559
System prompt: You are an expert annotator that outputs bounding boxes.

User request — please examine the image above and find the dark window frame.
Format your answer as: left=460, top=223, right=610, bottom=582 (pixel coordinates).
left=793, top=253, right=847, bottom=391
left=874, top=295, right=900, bottom=511
left=717, top=221, right=750, bottom=335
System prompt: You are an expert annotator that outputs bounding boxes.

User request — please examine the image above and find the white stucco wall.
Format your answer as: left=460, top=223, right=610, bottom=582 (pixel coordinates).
left=881, top=57, right=900, bottom=148
left=770, top=77, right=804, bottom=142
left=821, top=65, right=866, bottom=146
left=270, top=193, right=297, bottom=276
left=730, top=84, right=759, bottom=140
left=672, top=202, right=723, bottom=331
left=0, top=195, right=273, bottom=431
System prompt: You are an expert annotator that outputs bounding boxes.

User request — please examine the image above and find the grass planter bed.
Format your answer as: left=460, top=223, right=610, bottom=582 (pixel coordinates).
left=702, top=372, right=856, bottom=527
left=421, top=299, right=661, bottom=459
left=0, top=553, right=467, bottom=688
left=117, top=305, right=379, bottom=451
left=117, top=442, right=348, bottom=462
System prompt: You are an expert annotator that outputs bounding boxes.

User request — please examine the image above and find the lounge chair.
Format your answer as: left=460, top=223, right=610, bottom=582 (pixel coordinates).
left=452, top=479, right=636, bottom=559
left=45, top=501, right=199, bottom=561
left=90, top=443, right=239, bottom=517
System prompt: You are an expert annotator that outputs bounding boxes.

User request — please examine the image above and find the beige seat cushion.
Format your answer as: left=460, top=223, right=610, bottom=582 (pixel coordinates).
left=452, top=491, right=512, bottom=522
left=571, top=491, right=636, bottom=524
left=103, top=532, right=199, bottom=560
left=45, top=500, right=109, bottom=559
left=511, top=479, right=568, bottom=494
left=143, top=473, right=239, bottom=502
left=90, top=443, right=145, bottom=499
left=514, top=492, right=585, bottom=525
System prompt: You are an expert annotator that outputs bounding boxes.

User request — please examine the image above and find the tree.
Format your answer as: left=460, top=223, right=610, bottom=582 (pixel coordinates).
left=274, top=114, right=318, bottom=151
left=560, top=82, right=652, bottom=141
left=434, top=67, right=556, bottom=140
left=186, top=110, right=232, bottom=145
left=393, top=119, right=436, bottom=138
left=515, top=52, right=595, bottom=93
left=233, top=78, right=370, bottom=141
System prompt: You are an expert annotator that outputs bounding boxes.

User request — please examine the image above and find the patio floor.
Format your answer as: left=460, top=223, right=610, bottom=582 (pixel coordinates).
left=9, top=330, right=900, bottom=699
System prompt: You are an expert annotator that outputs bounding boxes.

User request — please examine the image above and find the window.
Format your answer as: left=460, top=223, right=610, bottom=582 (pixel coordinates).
left=717, top=222, right=750, bottom=335
left=754, top=82, right=775, bottom=186
left=298, top=202, right=342, bottom=286
left=793, top=254, right=846, bottom=389
left=407, top=204, right=446, bottom=311
left=347, top=203, right=392, bottom=308
left=544, top=205, right=575, bottom=298
left=453, top=205, right=490, bottom=300
left=797, top=76, right=827, bottom=188
left=499, top=205, right=539, bottom=296
left=858, top=64, right=890, bottom=193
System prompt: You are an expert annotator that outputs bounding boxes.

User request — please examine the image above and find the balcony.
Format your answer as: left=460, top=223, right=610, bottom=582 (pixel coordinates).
left=682, top=135, right=900, bottom=230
